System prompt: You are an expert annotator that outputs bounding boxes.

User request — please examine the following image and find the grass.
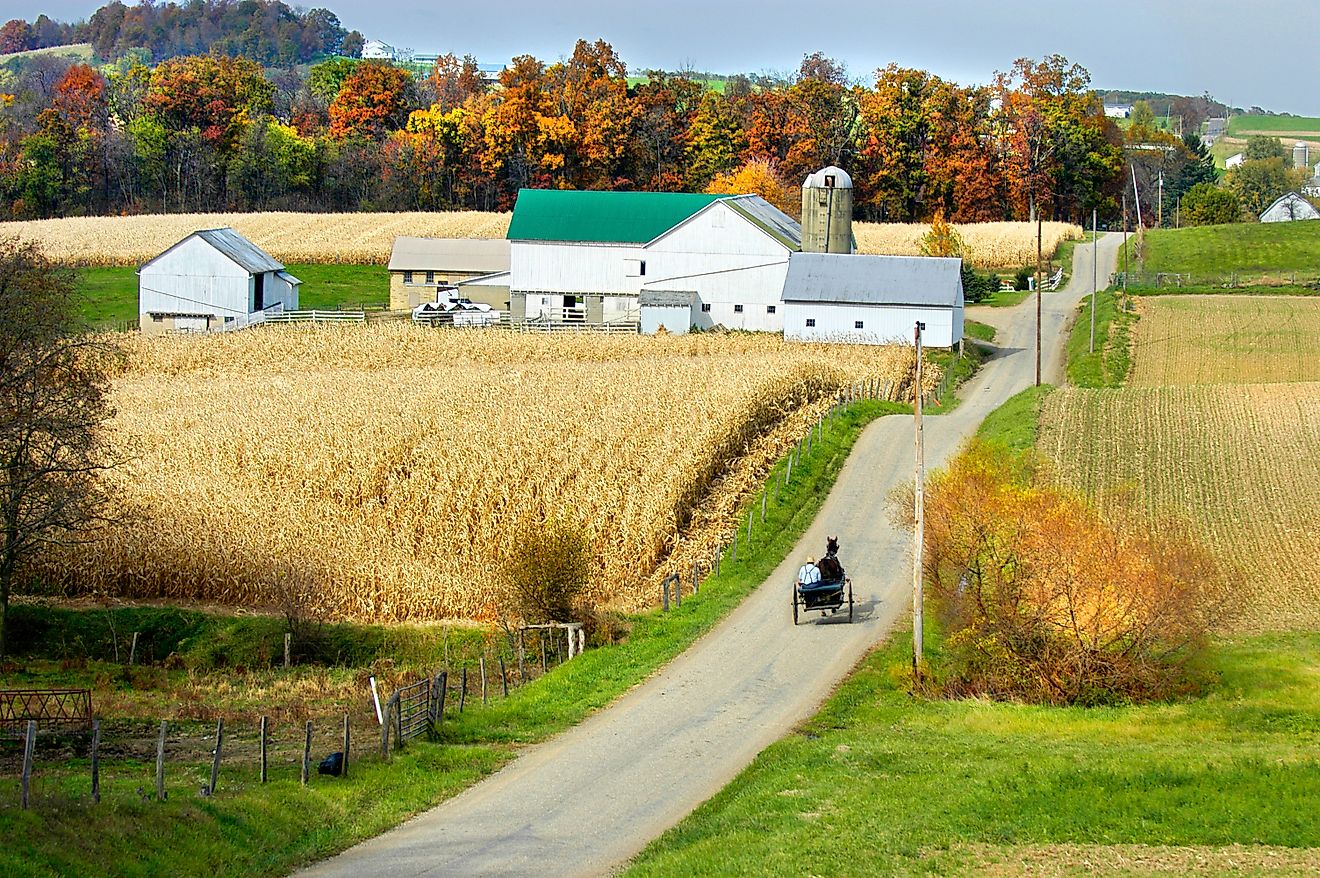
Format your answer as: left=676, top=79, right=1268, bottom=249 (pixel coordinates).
left=1065, top=287, right=1134, bottom=388
left=0, top=396, right=911, bottom=878
left=73, top=264, right=387, bottom=329
left=975, top=384, right=1054, bottom=452
left=962, top=318, right=995, bottom=343
left=1227, top=114, right=1320, bottom=135
left=625, top=630, right=1320, bottom=877
left=1127, top=221, right=1320, bottom=283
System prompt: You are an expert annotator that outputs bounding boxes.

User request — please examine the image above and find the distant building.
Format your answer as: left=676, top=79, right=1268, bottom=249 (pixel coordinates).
left=138, top=228, right=299, bottom=334
left=1225, top=152, right=1245, bottom=169
left=361, top=39, right=394, bottom=60
left=781, top=253, right=964, bottom=348
left=1259, top=192, right=1320, bottom=223
left=1293, top=141, right=1312, bottom=171
left=387, top=237, right=510, bottom=311
left=1104, top=104, right=1133, bottom=119
left=1204, top=117, right=1228, bottom=139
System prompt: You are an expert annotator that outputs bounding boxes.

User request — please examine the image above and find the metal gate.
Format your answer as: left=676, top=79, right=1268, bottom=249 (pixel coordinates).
left=0, top=689, right=92, bottom=735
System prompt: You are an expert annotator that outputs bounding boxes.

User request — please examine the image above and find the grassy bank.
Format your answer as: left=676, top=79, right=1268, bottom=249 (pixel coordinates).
left=74, top=264, right=388, bottom=328
left=1127, top=221, right=1320, bottom=281
left=1065, top=287, right=1134, bottom=388
left=1, top=397, right=909, bottom=878
left=625, top=631, right=1320, bottom=877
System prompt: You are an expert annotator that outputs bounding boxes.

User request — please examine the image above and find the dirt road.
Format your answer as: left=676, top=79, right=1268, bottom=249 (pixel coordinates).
left=298, top=234, right=1123, bottom=878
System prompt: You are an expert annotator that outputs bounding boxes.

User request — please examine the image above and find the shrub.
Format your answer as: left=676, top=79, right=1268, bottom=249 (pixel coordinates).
left=1013, top=267, right=1031, bottom=291
left=960, top=265, right=998, bottom=303
left=921, top=441, right=1227, bottom=705
left=1181, top=183, right=1241, bottom=226
left=500, top=516, right=595, bottom=624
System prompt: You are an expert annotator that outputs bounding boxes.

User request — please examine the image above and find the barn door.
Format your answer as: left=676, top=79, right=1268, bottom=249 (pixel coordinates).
left=254, top=273, right=265, bottom=311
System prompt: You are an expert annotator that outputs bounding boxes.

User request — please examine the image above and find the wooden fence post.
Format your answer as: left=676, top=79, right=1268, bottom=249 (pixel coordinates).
left=259, top=716, right=268, bottom=783
left=20, top=720, right=36, bottom=810
left=393, top=694, right=404, bottom=749
left=155, top=720, right=167, bottom=801
left=128, top=631, right=139, bottom=666
left=341, top=714, right=350, bottom=779
left=479, top=658, right=487, bottom=705
left=301, top=721, right=312, bottom=785
left=692, top=561, right=699, bottom=595
left=380, top=702, right=391, bottom=761
left=459, top=667, right=468, bottom=713
left=662, top=576, right=670, bottom=611
left=540, top=638, right=547, bottom=673
left=518, top=634, right=526, bottom=684
left=208, top=718, right=225, bottom=795
left=283, top=633, right=291, bottom=669
left=499, top=657, right=509, bottom=697
left=90, top=718, right=101, bottom=804
left=732, top=532, right=738, bottom=563
left=761, top=491, right=767, bottom=523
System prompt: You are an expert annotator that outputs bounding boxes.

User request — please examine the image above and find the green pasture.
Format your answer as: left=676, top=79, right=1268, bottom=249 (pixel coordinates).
left=74, top=264, right=388, bottom=329
left=1124, top=220, right=1320, bottom=282
left=626, top=630, right=1320, bottom=877
left=1227, top=114, right=1320, bottom=135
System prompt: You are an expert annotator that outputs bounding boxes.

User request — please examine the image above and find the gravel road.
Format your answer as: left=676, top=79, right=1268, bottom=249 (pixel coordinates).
left=297, top=233, right=1124, bottom=878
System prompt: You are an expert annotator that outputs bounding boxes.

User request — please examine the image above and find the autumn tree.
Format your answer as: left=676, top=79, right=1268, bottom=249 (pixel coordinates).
left=1226, top=157, right=1302, bottom=217
left=919, top=441, right=1226, bottom=705
left=1180, top=183, right=1240, bottom=226
left=0, top=238, right=118, bottom=659
left=428, top=53, right=485, bottom=112
left=857, top=65, right=940, bottom=221
left=706, top=158, right=796, bottom=215
left=0, top=19, right=33, bottom=54
left=145, top=54, right=274, bottom=155
left=684, top=91, right=746, bottom=190
left=540, top=39, right=637, bottom=188
left=631, top=71, right=705, bottom=189
left=919, top=210, right=963, bottom=257
left=328, top=62, right=416, bottom=139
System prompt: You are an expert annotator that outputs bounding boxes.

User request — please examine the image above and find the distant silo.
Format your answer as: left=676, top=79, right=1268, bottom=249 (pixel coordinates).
left=1294, top=141, right=1311, bottom=171
left=801, top=166, right=854, bottom=254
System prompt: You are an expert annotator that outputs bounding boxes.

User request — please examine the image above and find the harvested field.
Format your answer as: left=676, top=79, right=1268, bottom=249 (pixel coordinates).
left=854, top=220, right=1083, bottom=269
left=45, top=327, right=928, bottom=622
left=1039, top=383, right=1320, bottom=632
left=1130, top=296, right=1320, bottom=386
left=2, top=211, right=1080, bottom=269
left=0, top=211, right=512, bottom=266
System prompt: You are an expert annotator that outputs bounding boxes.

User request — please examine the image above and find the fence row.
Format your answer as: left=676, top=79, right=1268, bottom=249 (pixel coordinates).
left=1113, top=270, right=1320, bottom=289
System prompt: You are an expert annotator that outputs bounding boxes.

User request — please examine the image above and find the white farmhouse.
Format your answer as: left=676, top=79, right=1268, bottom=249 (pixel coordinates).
left=1259, top=192, right=1320, bottom=223
left=138, top=228, right=299, bottom=335
left=782, top=253, right=964, bottom=348
left=1225, top=152, right=1245, bottom=169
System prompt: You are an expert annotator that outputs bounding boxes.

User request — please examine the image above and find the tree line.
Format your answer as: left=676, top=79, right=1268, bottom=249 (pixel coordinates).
left=1, top=0, right=361, bottom=67
left=1, top=37, right=1226, bottom=225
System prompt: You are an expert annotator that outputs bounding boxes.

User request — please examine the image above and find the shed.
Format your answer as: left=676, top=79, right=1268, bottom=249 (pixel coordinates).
left=387, top=237, right=511, bottom=310
left=781, top=253, right=964, bottom=347
left=639, top=290, right=696, bottom=335
left=138, top=228, right=299, bottom=335
left=1259, top=192, right=1320, bottom=223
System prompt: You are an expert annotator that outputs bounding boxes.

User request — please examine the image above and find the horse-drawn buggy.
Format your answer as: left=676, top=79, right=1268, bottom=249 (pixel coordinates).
left=791, top=536, right=854, bottom=625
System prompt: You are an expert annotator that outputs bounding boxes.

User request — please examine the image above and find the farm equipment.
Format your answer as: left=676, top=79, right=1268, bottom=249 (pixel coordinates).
left=412, top=288, right=503, bottom=327
left=792, top=574, right=853, bottom=625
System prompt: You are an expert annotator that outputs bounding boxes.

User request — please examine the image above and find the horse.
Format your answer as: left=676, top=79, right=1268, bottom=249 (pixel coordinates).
left=817, top=535, right=844, bottom=582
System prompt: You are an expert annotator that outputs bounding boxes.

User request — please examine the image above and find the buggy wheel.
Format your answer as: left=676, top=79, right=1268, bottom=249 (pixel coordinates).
left=847, top=577, right=854, bottom=623
left=792, top=587, right=800, bottom=625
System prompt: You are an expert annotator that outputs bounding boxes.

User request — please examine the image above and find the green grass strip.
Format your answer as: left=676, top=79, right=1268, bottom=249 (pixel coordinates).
left=1066, top=287, right=1134, bottom=388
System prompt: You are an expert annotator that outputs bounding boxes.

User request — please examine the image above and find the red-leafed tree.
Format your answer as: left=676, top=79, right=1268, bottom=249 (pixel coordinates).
left=328, top=62, right=416, bottom=140
left=145, top=55, right=274, bottom=154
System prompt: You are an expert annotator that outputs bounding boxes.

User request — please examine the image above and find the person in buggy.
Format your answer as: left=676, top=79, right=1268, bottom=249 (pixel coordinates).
left=816, top=535, right=844, bottom=582
left=797, top=556, right=821, bottom=588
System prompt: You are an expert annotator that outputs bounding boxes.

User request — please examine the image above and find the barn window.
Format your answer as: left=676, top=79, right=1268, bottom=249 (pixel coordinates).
left=639, top=260, right=646, bottom=276
left=806, top=318, right=816, bottom=328
left=403, top=271, right=413, bottom=284
left=854, top=320, right=864, bottom=329
left=151, top=314, right=163, bottom=322
left=425, top=271, right=435, bottom=284
left=701, top=303, right=711, bottom=312
left=767, top=305, right=776, bottom=314
left=734, top=304, right=744, bottom=313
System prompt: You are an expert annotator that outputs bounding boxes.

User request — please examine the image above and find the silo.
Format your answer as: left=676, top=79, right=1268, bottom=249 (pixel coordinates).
left=1294, top=141, right=1311, bottom=171
left=801, top=166, right=854, bottom=254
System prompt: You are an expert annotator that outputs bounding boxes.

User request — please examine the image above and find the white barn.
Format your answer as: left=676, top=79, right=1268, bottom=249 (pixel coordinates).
left=138, top=228, right=300, bottom=335
left=1259, top=192, right=1320, bottom=223
left=505, top=189, right=801, bottom=332
left=781, top=253, right=964, bottom=348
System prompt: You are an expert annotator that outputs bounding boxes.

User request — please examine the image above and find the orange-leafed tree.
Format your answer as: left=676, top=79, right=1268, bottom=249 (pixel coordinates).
left=145, top=54, right=274, bottom=155
left=706, top=158, right=796, bottom=216
left=919, top=441, right=1227, bottom=704
left=328, top=61, right=416, bottom=140
left=428, top=53, right=485, bottom=112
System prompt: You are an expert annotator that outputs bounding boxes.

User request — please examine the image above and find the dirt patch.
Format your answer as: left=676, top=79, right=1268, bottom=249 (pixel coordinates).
left=936, top=843, right=1320, bottom=876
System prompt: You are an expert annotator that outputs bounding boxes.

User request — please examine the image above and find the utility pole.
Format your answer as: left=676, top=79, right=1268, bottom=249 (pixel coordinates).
left=1034, top=216, right=1042, bottom=386
left=912, top=321, right=925, bottom=679
left=1131, top=164, right=1143, bottom=228
left=1090, top=208, right=1097, bottom=354
left=1122, top=193, right=1129, bottom=305
left=1157, top=169, right=1164, bottom=228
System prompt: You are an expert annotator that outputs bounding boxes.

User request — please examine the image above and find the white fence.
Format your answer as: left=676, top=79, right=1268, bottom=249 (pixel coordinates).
left=265, top=310, right=366, bottom=325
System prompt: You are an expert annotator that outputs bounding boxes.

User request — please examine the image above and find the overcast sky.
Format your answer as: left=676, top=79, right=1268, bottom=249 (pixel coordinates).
left=14, top=0, right=1319, bottom=115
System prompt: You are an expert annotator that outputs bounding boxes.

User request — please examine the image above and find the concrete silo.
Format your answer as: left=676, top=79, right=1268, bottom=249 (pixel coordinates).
left=801, top=166, right=854, bottom=254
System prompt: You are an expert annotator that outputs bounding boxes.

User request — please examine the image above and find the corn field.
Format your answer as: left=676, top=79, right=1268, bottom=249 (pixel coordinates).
left=0, top=211, right=511, bottom=267
left=3, top=211, right=1080, bottom=269
left=45, top=327, right=934, bottom=622
left=854, top=221, right=1083, bottom=269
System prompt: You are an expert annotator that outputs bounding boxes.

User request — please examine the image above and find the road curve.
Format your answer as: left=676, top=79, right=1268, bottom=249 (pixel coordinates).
left=297, top=233, right=1124, bottom=878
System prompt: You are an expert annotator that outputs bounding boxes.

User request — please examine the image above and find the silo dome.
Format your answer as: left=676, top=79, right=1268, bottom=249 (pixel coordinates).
left=803, top=166, right=853, bottom=190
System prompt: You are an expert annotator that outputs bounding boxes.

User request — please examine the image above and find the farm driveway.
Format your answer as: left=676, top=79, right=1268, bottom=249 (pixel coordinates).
left=297, top=234, right=1124, bottom=878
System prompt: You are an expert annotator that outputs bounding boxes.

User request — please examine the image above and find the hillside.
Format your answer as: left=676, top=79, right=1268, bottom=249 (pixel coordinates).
left=1129, top=220, right=1320, bottom=285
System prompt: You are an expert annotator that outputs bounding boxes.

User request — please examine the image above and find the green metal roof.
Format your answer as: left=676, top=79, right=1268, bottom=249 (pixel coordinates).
left=507, top=189, right=728, bottom=244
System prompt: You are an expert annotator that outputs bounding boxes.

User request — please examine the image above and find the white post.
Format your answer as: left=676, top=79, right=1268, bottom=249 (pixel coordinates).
left=369, top=676, right=383, bottom=725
